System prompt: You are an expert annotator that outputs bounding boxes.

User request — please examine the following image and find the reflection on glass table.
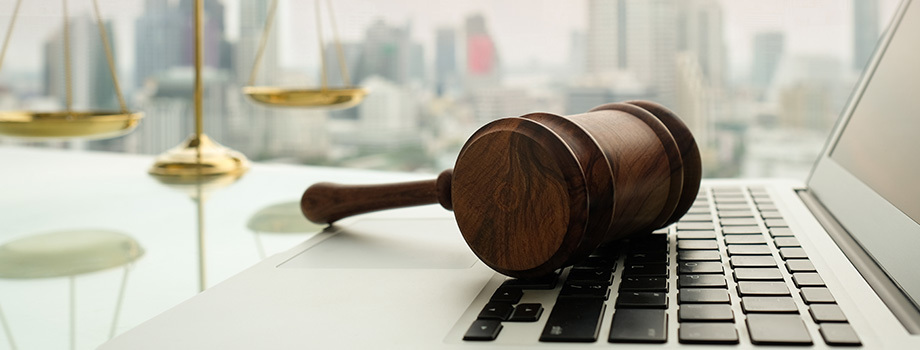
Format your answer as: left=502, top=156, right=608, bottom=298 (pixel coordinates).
left=0, top=146, right=430, bottom=349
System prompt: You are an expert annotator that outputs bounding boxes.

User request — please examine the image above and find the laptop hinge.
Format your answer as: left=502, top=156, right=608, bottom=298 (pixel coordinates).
left=798, top=189, right=920, bottom=334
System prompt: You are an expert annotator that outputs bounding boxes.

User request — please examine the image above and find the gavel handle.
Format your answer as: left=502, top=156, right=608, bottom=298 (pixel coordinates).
left=301, top=169, right=453, bottom=224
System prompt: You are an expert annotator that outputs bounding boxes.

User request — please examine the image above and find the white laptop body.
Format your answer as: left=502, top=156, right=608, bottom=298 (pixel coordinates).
left=103, top=0, right=920, bottom=348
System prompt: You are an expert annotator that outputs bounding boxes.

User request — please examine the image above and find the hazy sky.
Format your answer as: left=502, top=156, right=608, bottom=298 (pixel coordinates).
left=0, top=0, right=901, bottom=80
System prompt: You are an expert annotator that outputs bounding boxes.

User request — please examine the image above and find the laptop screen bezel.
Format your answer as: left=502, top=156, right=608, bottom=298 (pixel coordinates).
left=807, top=0, right=920, bottom=310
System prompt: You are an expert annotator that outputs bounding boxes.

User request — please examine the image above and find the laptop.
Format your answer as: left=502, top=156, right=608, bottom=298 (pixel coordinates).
left=102, top=0, right=920, bottom=348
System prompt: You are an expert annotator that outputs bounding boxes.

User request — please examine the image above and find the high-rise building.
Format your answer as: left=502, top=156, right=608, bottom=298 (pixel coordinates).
left=853, top=0, right=880, bottom=71
left=751, top=32, right=785, bottom=90
left=43, top=15, right=118, bottom=110
left=585, top=0, right=626, bottom=77
left=678, top=0, right=726, bottom=89
left=353, top=20, right=424, bottom=86
left=435, top=27, right=457, bottom=94
left=135, top=0, right=182, bottom=89
left=583, top=0, right=679, bottom=107
left=236, top=0, right=279, bottom=86
left=135, top=0, right=228, bottom=88
left=464, top=14, right=500, bottom=88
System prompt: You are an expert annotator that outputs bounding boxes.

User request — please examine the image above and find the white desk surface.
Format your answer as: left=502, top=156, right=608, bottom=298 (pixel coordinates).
left=0, top=146, right=433, bottom=350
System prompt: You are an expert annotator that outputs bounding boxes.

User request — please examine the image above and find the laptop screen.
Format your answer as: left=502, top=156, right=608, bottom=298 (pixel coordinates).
left=809, top=0, right=920, bottom=311
left=829, top=7, right=920, bottom=225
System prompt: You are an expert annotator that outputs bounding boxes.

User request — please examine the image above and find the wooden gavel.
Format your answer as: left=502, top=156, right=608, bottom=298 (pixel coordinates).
left=301, top=101, right=701, bottom=278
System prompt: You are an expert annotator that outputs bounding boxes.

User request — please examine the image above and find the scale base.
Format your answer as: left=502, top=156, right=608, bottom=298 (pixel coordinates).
left=149, top=133, right=250, bottom=178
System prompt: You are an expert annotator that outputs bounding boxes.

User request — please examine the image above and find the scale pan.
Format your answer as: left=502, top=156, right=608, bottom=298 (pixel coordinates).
left=0, top=110, right=142, bottom=140
left=243, top=86, right=366, bottom=109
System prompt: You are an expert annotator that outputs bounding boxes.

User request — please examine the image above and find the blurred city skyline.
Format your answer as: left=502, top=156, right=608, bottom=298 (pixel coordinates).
left=0, top=0, right=901, bottom=180
left=0, top=0, right=899, bottom=81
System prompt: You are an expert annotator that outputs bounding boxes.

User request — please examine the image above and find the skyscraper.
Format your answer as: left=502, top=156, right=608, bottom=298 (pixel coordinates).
left=678, top=0, right=726, bottom=89
left=44, top=15, right=118, bottom=110
left=583, top=0, right=680, bottom=107
left=585, top=0, right=626, bottom=77
left=236, top=0, right=279, bottom=85
left=135, top=0, right=229, bottom=88
left=853, top=0, right=880, bottom=71
left=353, top=20, right=424, bottom=86
left=135, top=0, right=182, bottom=89
left=435, top=27, right=457, bottom=94
left=751, top=32, right=785, bottom=90
left=464, top=14, right=500, bottom=88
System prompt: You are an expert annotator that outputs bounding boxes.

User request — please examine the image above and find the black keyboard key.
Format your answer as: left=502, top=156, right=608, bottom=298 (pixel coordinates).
left=736, top=281, right=790, bottom=296
left=780, top=247, right=808, bottom=259
left=623, top=263, right=668, bottom=277
left=490, top=287, right=523, bottom=303
left=678, top=275, right=727, bottom=288
left=722, top=226, right=762, bottom=235
left=540, top=299, right=605, bottom=342
left=679, top=304, right=735, bottom=321
left=721, top=218, right=759, bottom=226
left=615, top=292, right=668, bottom=309
left=801, top=287, right=836, bottom=304
left=746, top=314, right=813, bottom=345
left=679, top=323, right=739, bottom=344
left=559, top=283, right=609, bottom=299
left=464, top=319, right=503, bottom=341
left=608, top=309, right=667, bottom=343
left=773, top=237, right=801, bottom=247
left=566, top=269, right=614, bottom=285
left=793, top=273, right=825, bottom=287
left=678, top=261, right=724, bottom=274
left=741, top=297, right=799, bottom=313
left=730, top=256, right=777, bottom=268
left=578, top=254, right=618, bottom=269
left=760, top=210, right=783, bottom=219
left=509, top=303, right=544, bottom=322
left=502, top=273, right=560, bottom=290
left=478, top=302, right=514, bottom=320
left=619, top=277, right=668, bottom=292
left=820, top=323, right=861, bottom=346
left=727, top=245, right=772, bottom=255
left=785, top=259, right=816, bottom=273
left=625, top=252, right=668, bottom=264
left=724, top=235, right=767, bottom=245
left=809, top=304, right=848, bottom=322
left=733, top=268, right=784, bottom=281
left=677, top=240, right=718, bottom=250
left=677, top=222, right=714, bottom=231
left=769, top=227, right=794, bottom=237
left=677, top=231, right=717, bottom=240
left=679, top=289, right=731, bottom=304
left=677, top=250, right=721, bottom=262
left=758, top=204, right=778, bottom=211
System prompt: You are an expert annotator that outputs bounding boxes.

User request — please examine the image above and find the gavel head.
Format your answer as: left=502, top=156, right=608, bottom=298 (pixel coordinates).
left=450, top=101, right=700, bottom=278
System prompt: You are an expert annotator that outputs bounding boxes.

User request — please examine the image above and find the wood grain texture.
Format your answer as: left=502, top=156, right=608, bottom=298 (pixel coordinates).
left=589, top=102, right=684, bottom=233
left=451, top=118, right=588, bottom=278
left=522, top=112, right=614, bottom=267
left=299, top=100, right=702, bottom=278
left=300, top=171, right=450, bottom=224
left=626, top=100, right=702, bottom=225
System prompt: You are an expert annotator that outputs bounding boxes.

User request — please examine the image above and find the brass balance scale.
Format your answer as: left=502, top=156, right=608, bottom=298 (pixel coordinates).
left=0, top=0, right=141, bottom=140
left=243, top=0, right=366, bottom=109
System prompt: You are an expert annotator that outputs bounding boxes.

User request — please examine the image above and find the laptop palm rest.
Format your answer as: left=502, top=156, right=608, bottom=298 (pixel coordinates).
left=279, top=218, right=478, bottom=269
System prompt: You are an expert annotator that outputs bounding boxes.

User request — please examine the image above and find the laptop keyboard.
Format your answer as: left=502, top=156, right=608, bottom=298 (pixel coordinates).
left=462, top=186, right=862, bottom=346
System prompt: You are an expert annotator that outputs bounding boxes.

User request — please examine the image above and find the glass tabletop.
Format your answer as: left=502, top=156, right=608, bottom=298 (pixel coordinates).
left=0, top=146, right=427, bottom=350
